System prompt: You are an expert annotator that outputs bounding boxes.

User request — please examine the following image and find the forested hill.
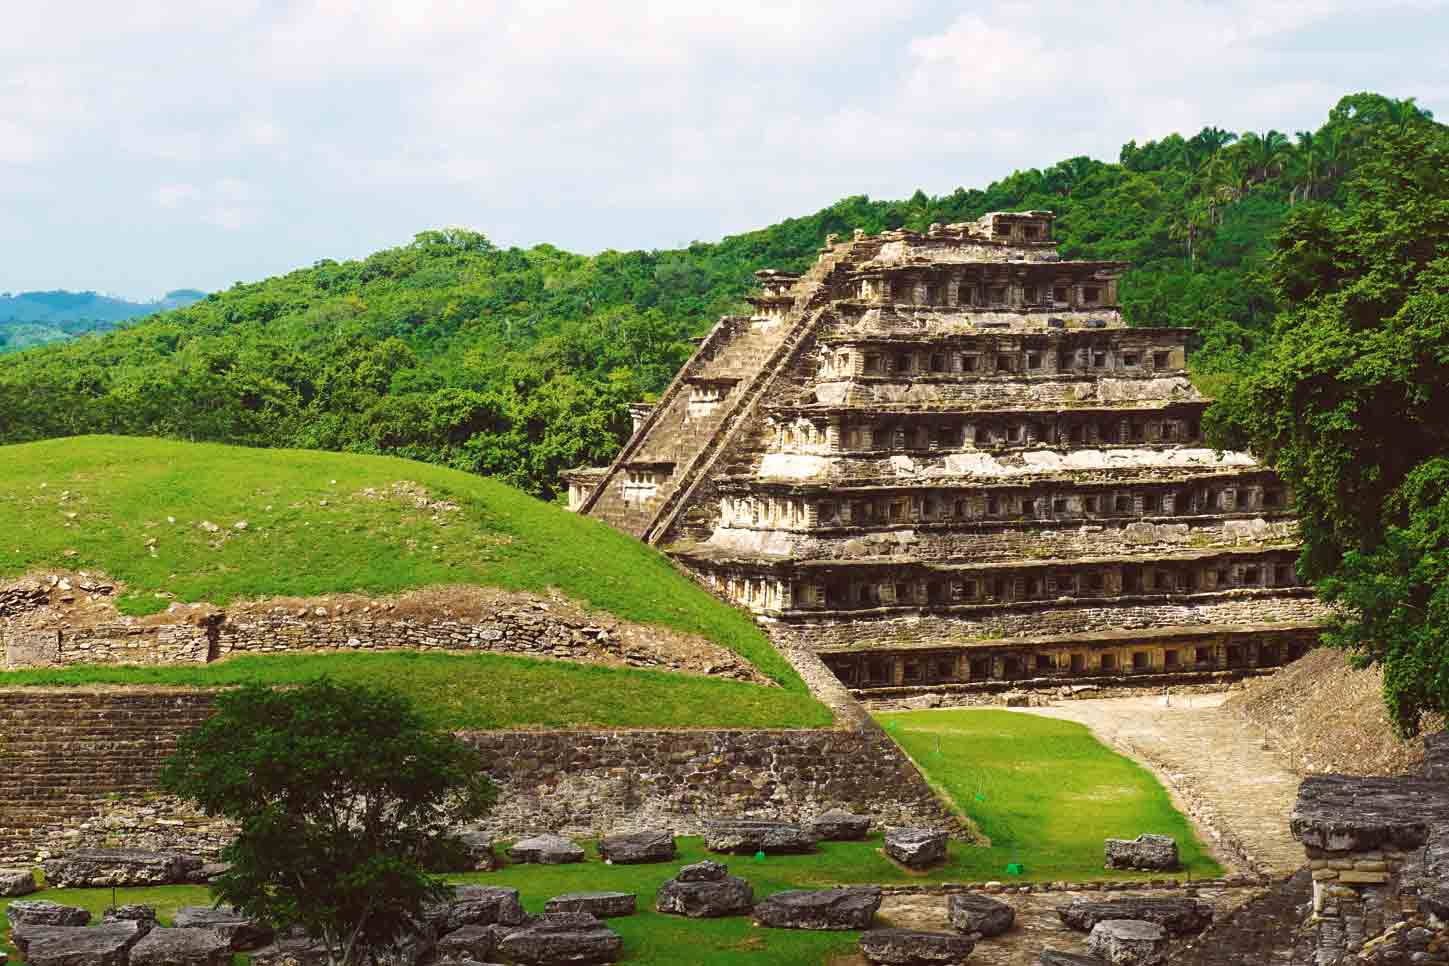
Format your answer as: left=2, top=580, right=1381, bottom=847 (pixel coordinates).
left=0, top=92, right=1436, bottom=500
left=0, top=289, right=204, bottom=353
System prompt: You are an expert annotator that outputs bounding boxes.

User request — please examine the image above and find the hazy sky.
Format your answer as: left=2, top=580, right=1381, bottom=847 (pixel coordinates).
left=2, top=1, right=1446, bottom=299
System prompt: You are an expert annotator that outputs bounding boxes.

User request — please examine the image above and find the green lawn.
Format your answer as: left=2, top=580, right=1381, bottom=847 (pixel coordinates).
left=874, top=708, right=1222, bottom=881
left=0, top=651, right=834, bottom=730
left=0, top=435, right=803, bottom=691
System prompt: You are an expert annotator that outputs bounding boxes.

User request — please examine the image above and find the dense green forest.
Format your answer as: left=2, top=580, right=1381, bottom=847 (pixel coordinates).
left=0, top=92, right=1432, bottom=501
left=1210, top=110, right=1449, bottom=734
left=0, top=289, right=204, bottom=353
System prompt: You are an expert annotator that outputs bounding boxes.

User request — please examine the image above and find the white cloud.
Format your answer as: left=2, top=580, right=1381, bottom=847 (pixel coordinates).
left=0, top=0, right=1446, bottom=295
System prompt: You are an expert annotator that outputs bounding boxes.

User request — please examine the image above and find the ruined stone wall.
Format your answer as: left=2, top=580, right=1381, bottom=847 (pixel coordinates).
left=0, top=580, right=762, bottom=682
left=774, top=595, right=1327, bottom=649
left=0, top=684, right=954, bottom=863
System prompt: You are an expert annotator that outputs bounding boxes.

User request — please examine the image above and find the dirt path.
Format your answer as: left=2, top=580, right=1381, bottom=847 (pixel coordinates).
left=1016, top=694, right=1304, bottom=876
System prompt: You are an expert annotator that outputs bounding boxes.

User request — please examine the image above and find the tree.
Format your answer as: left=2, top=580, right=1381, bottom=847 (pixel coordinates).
left=160, top=680, right=495, bottom=966
left=1209, top=120, right=1449, bottom=735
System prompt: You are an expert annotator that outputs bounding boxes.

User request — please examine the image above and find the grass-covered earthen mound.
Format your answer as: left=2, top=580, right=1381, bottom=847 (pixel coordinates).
left=0, top=436, right=831, bottom=728
left=1227, top=648, right=1443, bottom=776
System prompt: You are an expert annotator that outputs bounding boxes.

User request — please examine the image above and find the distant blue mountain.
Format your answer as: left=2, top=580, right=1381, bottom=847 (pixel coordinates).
left=0, top=289, right=206, bottom=353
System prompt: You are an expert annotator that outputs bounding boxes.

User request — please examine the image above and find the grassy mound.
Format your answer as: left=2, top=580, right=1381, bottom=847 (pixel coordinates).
left=0, top=651, right=833, bottom=730
left=876, top=709, right=1221, bottom=880
left=0, top=435, right=803, bottom=690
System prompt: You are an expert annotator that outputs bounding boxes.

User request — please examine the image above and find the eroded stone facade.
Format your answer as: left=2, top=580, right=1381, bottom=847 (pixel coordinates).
left=569, top=212, right=1325, bottom=694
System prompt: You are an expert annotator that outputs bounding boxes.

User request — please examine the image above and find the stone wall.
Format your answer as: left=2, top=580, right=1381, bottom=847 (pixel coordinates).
left=0, top=578, right=763, bottom=683
left=0, top=680, right=957, bottom=863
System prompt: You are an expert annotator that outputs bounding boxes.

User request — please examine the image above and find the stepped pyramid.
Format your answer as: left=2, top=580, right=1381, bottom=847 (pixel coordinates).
left=566, top=212, right=1325, bottom=696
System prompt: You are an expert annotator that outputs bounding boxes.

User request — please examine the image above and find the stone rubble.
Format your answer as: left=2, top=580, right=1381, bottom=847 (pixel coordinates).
left=1103, top=834, right=1179, bottom=872
left=885, top=827, right=950, bottom=869
left=752, top=887, right=883, bottom=930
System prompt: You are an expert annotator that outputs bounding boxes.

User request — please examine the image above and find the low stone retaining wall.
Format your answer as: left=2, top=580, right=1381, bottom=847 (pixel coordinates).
left=0, top=577, right=762, bottom=682
left=0, top=681, right=955, bottom=863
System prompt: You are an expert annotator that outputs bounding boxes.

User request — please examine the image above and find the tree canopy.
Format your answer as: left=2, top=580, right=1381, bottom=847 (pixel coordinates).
left=1209, top=114, right=1449, bottom=735
left=160, top=679, right=494, bottom=965
left=0, top=92, right=1433, bottom=501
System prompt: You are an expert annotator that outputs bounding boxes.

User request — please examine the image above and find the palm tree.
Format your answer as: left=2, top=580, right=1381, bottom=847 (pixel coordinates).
left=1235, top=130, right=1292, bottom=185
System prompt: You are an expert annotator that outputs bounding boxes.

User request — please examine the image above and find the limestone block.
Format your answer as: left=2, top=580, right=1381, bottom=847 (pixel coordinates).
left=947, top=892, right=1015, bottom=936
left=41, top=848, right=203, bottom=887
left=655, top=863, right=754, bottom=918
left=703, top=819, right=817, bottom=855
left=808, top=809, right=872, bottom=841
left=1058, top=896, right=1212, bottom=935
left=597, top=830, right=676, bottom=864
left=544, top=891, right=637, bottom=918
left=496, top=912, right=622, bottom=965
left=0, top=867, right=37, bottom=897
left=427, top=885, right=526, bottom=932
left=884, top=828, right=949, bottom=869
left=752, top=887, right=882, bottom=930
left=508, top=833, right=585, bottom=865
left=5, top=900, right=91, bottom=929
left=1103, top=834, right=1179, bottom=871
left=129, top=926, right=233, bottom=966
left=18, top=921, right=148, bottom=965
left=859, top=927, right=976, bottom=964
left=172, top=906, right=274, bottom=951
left=1087, top=919, right=1169, bottom=965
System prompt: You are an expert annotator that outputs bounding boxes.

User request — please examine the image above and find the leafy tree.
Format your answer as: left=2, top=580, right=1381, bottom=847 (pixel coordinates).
left=1209, top=119, right=1449, bottom=735
left=160, top=679, right=495, bottom=965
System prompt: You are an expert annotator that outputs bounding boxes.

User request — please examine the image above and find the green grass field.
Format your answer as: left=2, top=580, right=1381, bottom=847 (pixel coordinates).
left=0, top=650, right=834, bottom=730
left=874, top=708, right=1221, bottom=881
left=0, top=435, right=803, bottom=692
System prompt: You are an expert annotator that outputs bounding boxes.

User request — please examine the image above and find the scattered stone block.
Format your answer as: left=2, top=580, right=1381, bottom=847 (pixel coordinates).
left=754, top=887, right=882, bottom=930
left=496, top=912, right=622, bottom=965
left=545, top=891, right=637, bottom=918
left=703, top=818, right=817, bottom=854
left=245, top=931, right=337, bottom=966
left=1088, top=919, right=1169, bottom=965
left=1103, top=834, right=1179, bottom=872
left=808, top=809, right=871, bottom=841
left=129, top=926, right=233, bottom=966
left=0, top=867, right=37, bottom=897
left=675, top=860, right=728, bottom=881
left=6, top=900, right=91, bottom=929
left=102, top=905, right=158, bottom=925
left=597, top=830, right=676, bottom=864
left=435, top=923, right=505, bottom=962
left=884, top=828, right=949, bottom=869
left=1059, top=896, right=1212, bottom=935
left=428, top=885, right=527, bottom=932
left=656, top=861, right=754, bottom=918
left=172, top=906, right=275, bottom=951
left=947, top=892, right=1015, bottom=936
left=450, top=830, right=498, bottom=871
left=41, top=848, right=204, bottom=887
left=508, top=833, right=586, bottom=865
left=1040, top=951, right=1103, bottom=966
left=859, top=927, right=976, bottom=964
left=19, top=921, right=148, bottom=965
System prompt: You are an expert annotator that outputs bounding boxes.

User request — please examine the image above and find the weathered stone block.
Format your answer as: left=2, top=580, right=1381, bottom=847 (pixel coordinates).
left=947, top=892, right=1015, bottom=936
left=859, top=928, right=976, bottom=965
left=1040, top=951, right=1103, bottom=966
left=172, top=906, right=274, bottom=950
left=544, top=891, right=637, bottom=918
left=42, top=848, right=204, bottom=887
left=0, top=867, right=37, bottom=897
left=703, top=819, right=817, bottom=854
left=129, top=926, right=233, bottom=966
left=808, top=809, right=871, bottom=841
left=508, top=833, right=585, bottom=865
left=656, top=864, right=754, bottom=918
left=435, top=924, right=504, bottom=962
left=884, top=827, right=949, bottom=869
left=427, top=885, right=527, bottom=932
left=496, top=912, right=622, bottom=965
left=752, top=887, right=882, bottom=930
left=1088, top=919, right=1169, bottom=965
left=6, top=900, right=91, bottom=929
left=597, top=830, right=675, bottom=864
left=1058, top=896, right=1212, bottom=935
left=19, top=921, right=148, bottom=965
left=1103, top=834, right=1179, bottom=872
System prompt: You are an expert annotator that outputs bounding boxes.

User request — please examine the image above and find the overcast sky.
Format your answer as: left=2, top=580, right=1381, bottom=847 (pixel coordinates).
left=2, top=1, right=1446, bottom=299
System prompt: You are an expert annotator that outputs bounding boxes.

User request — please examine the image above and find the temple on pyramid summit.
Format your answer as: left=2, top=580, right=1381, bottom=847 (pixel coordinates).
left=563, top=212, right=1325, bottom=697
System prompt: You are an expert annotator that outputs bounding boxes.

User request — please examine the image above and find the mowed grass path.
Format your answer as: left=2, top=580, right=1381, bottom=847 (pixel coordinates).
left=0, top=436, right=803, bottom=691
left=875, top=709, right=1221, bottom=881
left=0, top=651, right=833, bottom=730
